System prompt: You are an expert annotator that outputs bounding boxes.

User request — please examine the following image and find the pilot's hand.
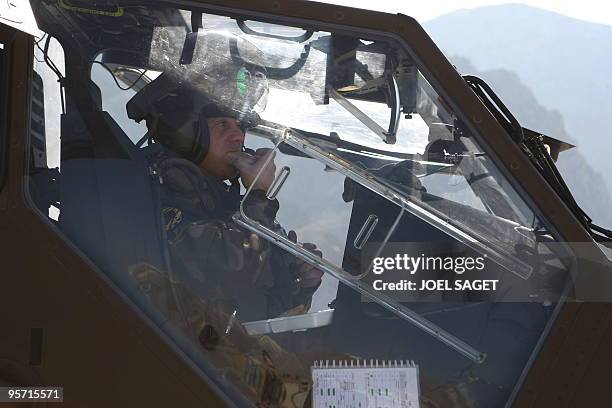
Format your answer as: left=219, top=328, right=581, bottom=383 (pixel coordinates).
left=288, top=230, right=324, bottom=289
left=226, top=148, right=276, bottom=192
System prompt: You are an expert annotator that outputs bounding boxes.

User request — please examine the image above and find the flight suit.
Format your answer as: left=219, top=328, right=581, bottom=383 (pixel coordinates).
left=125, top=149, right=319, bottom=406
left=154, top=150, right=318, bottom=322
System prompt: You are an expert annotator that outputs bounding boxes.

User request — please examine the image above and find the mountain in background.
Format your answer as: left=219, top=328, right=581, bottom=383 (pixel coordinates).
left=423, top=3, right=612, bottom=228
left=449, top=56, right=612, bottom=227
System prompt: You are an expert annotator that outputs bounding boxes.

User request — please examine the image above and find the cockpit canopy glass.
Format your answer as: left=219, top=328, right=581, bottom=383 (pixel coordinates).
left=27, top=4, right=576, bottom=408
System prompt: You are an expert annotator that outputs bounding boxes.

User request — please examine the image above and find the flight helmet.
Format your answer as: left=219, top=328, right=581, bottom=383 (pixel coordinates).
left=127, top=30, right=269, bottom=164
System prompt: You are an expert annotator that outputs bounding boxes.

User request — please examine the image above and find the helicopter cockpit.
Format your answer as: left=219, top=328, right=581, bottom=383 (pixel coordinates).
left=27, top=2, right=578, bottom=406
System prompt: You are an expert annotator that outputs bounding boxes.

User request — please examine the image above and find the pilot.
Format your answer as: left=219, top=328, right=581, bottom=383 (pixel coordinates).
left=126, top=31, right=323, bottom=322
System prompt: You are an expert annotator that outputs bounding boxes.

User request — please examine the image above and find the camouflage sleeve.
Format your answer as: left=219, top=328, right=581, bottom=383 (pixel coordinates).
left=242, top=189, right=280, bottom=228
left=128, top=262, right=312, bottom=407
left=242, top=191, right=322, bottom=314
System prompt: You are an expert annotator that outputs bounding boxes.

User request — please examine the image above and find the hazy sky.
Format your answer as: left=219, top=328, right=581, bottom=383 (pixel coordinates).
left=316, top=0, right=612, bottom=27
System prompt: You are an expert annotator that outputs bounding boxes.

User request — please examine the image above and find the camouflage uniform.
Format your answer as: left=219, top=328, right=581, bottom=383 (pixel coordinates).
left=129, top=260, right=311, bottom=407
left=124, top=149, right=321, bottom=406
left=154, top=150, right=318, bottom=322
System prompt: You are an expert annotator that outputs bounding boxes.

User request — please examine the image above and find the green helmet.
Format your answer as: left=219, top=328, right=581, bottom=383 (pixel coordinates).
left=127, top=30, right=268, bottom=163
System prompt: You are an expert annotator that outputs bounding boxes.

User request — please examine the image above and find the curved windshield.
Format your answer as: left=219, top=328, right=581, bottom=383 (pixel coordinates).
left=27, top=3, right=575, bottom=407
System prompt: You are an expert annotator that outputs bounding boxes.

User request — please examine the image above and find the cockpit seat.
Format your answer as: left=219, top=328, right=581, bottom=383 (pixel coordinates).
left=58, top=151, right=166, bottom=303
